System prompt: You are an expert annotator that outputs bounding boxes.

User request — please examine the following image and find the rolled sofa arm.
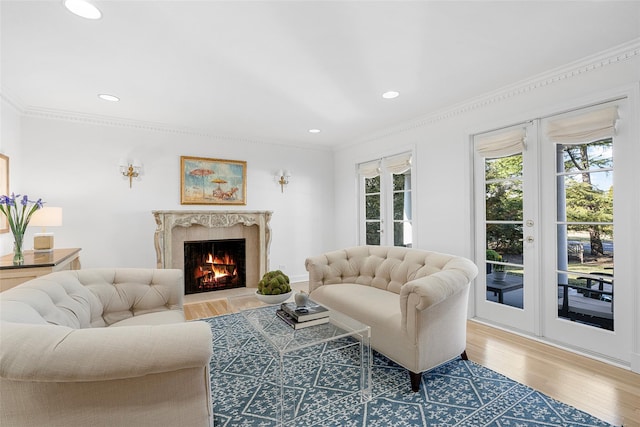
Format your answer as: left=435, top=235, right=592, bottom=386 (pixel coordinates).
left=400, top=256, right=478, bottom=310
left=0, top=321, right=212, bottom=382
left=305, top=254, right=331, bottom=293
left=400, top=269, right=472, bottom=312
left=399, top=257, right=478, bottom=336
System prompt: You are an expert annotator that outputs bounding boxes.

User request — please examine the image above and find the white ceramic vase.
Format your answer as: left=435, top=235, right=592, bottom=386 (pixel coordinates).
left=294, top=291, right=309, bottom=307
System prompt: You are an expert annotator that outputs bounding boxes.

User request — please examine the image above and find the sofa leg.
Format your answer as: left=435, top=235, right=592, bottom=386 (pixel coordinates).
left=409, top=371, right=422, bottom=392
left=461, top=350, right=468, bottom=360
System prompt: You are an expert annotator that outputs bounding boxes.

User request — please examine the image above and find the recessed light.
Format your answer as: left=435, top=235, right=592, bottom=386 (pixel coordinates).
left=98, top=94, right=119, bottom=102
left=64, top=0, right=102, bottom=20
left=382, top=91, right=400, bottom=99
left=308, top=129, right=321, bottom=134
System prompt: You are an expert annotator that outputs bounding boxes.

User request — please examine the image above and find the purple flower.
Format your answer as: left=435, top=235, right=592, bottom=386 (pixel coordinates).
left=0, top=193, right=46, bottom=239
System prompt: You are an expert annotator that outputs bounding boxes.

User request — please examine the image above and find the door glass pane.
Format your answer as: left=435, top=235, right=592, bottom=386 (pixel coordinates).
left=364, top=176, right=381, bottom=245
left=365, top=175, right=381, bottom=220
left=393, top=171, right=411, bottom=191
left=365, top=222, right=380, bottom=245
left=485, top=152, right=524, bottom=308
left=485, top=154, right=523, bottom=221
left=393, top=222, right=412, bottom=247
left=556, top=139, right=614, bottom=330
left=393, top=192, right=411, bottom=220
left=365, top=175, right=380, bottom=193
left=393, top=171, right=412, bottom=247
left=485, top=155, right=523, bottom=179
left=486, top=181, right=523, bottom=221
left=365, top=194, right=380, bottom=219
left=561, top=140, right=613, bottom=173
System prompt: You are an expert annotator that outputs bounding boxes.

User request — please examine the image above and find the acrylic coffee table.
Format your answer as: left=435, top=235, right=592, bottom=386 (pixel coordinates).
left=226, top=294, right=372, bottom=426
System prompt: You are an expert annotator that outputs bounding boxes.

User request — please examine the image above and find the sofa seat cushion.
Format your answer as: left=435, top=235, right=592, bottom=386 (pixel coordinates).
left=311, top=283, right=418, bottom=368
left=110, top=310, right=185, bottom=327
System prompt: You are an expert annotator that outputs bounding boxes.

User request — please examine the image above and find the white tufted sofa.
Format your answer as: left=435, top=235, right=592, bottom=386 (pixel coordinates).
left=0, top=268, right=213, bottom=427
left=305, top=246, right=478, bottom=392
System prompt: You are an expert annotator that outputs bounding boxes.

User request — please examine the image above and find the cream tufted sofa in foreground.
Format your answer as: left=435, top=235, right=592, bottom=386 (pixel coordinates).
left=306, top=246, right=478, bottom=392
left=0, top=268, right=213, bottom=427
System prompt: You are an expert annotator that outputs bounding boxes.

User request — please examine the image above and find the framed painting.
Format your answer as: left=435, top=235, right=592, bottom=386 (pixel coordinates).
left=181, top=156, right=247, bottom=205
left=0, top=154, right=8, bottom=233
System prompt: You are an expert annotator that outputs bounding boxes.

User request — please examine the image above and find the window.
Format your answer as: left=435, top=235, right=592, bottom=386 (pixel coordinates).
left=359, top=152, right=413, bottom=247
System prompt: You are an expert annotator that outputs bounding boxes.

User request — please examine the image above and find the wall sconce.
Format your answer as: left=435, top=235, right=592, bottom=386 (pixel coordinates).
left=119, top=159, right=143, bottom=188
left=275, top=169, right=291, bottom=193
left=30, top=207, right=63, bottom=252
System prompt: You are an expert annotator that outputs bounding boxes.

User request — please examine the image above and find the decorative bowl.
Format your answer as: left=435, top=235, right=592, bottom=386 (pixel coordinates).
left=255, top=290, right=293, bottom=305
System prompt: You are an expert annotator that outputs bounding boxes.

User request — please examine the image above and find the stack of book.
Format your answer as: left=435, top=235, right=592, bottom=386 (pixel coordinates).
left=276, top=301, right=330, bottom=329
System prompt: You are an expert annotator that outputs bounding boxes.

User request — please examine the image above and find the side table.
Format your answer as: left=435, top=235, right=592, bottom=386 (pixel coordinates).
left=0, top=248, right=82, bottom=291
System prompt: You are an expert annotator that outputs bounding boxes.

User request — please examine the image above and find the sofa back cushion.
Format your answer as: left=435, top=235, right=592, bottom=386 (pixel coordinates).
left=0, top=275, right=101, bottom=328
left=0, top=269, right=184, bottom=328
left=76, top=269, right=183, bottom=326
left=306, top=246, right=468, bottom=294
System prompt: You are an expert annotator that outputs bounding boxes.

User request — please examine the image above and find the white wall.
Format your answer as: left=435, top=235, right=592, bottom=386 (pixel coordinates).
left=15, top=117, right=333, bottom=282
left=0, top=98, right=23, bottom=255
left=335, top=51, right=640, bottom=255
left=333, top=46, right=640, bottom=370
left=4, top=40, right=639, bottom=370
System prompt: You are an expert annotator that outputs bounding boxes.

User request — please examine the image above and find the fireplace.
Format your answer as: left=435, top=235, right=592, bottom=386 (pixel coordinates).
left=153, top=210, right=272, bottom=296
left=184, top=238, right=246, bottom=294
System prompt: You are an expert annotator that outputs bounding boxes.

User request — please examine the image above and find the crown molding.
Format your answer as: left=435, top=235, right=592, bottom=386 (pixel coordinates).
left=20, top=106, right=332, bottom=151
left=0, top=91, right=26, bottom=115
left=350, top=38, right=640, bottom=147
left=25, top=106, right=206, bottom=135
left=6, top=39, right=639, bottom=152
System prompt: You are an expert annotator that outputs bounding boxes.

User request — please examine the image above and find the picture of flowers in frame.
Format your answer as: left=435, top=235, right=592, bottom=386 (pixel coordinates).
left=0, top=154, right=8, bottom=233
left=180, top=156, right=247, bottom=205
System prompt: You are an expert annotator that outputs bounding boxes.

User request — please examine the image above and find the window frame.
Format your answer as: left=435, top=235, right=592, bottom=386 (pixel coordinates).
left=358, top=151, right=415, bottom=247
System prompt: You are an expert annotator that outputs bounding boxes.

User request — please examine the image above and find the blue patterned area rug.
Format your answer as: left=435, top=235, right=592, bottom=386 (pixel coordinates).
left=203, top=312, right=614, bottom=427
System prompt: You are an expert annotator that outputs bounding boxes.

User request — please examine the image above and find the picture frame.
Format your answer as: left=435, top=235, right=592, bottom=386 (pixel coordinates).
left=181, top=156, right=247, bottom=205
left=0, top=154, right=8, bottom=233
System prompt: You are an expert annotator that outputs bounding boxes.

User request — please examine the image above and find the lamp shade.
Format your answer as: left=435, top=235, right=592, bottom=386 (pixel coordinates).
left=30, top=207, right=63, bottom=227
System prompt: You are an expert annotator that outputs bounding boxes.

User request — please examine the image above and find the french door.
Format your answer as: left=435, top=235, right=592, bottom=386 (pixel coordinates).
left=359, top=152, right=413, bottom=247
left=473, top=122, right=539, bottom=333
left=539, top=100, right=631, bottom=363
left=474, top=98, right=632, bottom=363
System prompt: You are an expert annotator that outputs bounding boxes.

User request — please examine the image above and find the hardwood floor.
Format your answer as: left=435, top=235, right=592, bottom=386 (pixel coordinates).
left=185, top=293, right=640, bottom=427
left=466, top=320, right=639, bottom=427
left=184, top=298, right=231, bottom=320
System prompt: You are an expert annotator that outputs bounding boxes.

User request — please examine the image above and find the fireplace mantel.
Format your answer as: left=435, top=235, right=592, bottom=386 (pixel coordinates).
left=152, top=210, right=272, bottom=285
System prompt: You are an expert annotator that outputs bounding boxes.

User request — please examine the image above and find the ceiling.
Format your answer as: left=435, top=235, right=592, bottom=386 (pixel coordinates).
left=2, top=1, right=639, bottom=150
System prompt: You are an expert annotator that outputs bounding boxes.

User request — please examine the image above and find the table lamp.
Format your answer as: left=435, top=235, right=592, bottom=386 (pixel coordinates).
left=30, top=207, right=63, bottom=252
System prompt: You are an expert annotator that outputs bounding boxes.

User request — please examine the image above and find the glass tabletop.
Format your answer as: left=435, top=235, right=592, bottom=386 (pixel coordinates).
left=226, top=294, right=370, bottom=356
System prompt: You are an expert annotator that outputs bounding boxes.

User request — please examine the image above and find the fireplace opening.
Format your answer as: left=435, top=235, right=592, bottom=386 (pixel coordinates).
left=184, top=238, right=246, bottom=294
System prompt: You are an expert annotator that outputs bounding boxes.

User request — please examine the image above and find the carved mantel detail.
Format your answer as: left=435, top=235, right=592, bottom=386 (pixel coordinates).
left=152, top=210, right=272, bottom=283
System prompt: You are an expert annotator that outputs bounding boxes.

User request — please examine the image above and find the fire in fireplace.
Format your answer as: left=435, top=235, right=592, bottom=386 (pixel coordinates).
left=184, top=238, right=246, bottom=294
